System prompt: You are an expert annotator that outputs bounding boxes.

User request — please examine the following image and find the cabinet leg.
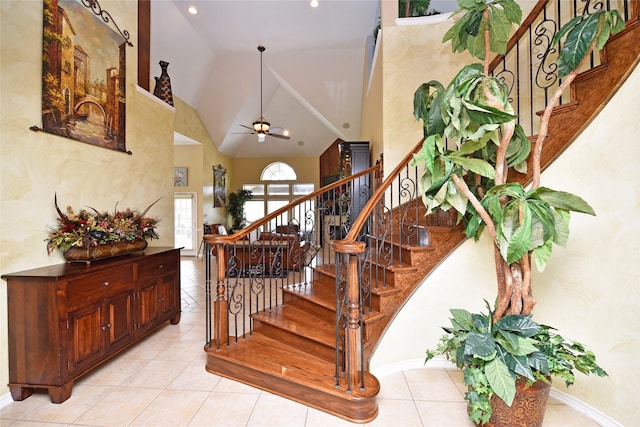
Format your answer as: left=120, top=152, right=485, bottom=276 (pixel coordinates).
left=9, top=385, right=34, bottom=401
left=170, top=313, right=181, bottom=325
left=48, top=381, right=73, bottom=403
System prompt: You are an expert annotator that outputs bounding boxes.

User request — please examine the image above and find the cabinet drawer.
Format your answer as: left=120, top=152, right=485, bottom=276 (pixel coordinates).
left=66, top=268, right=133, bottom=310
left=137, top=254, right=177, bottom=282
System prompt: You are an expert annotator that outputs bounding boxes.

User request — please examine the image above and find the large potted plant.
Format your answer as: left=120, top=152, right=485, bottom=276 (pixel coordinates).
left=227, top=189, right=253, bottom=233
left=412, top=0, right=622, bottom=425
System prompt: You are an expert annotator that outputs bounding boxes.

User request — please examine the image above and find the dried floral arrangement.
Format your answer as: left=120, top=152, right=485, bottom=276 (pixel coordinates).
left=46, top=194, right=161, bottom=254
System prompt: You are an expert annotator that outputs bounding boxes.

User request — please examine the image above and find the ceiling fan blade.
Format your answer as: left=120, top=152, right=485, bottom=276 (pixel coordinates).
left=239, top=124, right=254, bottom=131
left=267, top=132, right=291, bottom=140
left=269, top=126, right=283, bottom=132
left=231, top=132, right=255, bottom=135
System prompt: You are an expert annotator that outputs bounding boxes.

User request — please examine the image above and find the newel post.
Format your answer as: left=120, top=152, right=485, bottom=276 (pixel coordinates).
left=332, top=239, right=366, bottom=388
left=204, top=235, right=229, bottom=350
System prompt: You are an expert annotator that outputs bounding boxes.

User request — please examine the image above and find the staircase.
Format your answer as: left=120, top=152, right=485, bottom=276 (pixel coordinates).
left=202, top=1, right=639, bottom=423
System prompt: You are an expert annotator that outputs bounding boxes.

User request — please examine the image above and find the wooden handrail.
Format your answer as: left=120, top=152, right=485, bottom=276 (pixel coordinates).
left=337, top=138, right=425, bottom=248
left=203, top=163, right=381, bottom=246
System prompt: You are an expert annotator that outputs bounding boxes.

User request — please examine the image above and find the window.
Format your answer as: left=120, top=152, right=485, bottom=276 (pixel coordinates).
left=243, top=162, right=314, bottom=231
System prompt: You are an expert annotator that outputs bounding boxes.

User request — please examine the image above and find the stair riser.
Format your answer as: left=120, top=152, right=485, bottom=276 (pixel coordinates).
left=253, top=320, right=337, bottom=363
left=285, top=295, right=336, bottom=323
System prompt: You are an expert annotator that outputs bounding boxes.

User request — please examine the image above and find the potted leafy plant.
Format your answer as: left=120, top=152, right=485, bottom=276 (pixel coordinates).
left=227, top=189, right=253, bottom=233
left=412, top=0, right=622, bottom=425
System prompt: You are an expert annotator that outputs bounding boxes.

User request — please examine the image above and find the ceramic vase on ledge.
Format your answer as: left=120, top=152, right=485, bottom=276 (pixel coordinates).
left=153, top=60, right=174, bottom=106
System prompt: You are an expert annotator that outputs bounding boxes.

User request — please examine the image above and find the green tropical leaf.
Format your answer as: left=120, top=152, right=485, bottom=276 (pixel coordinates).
left=465, top=332, right=497, bottom=358
left=552, top=208, right=571, bottom=247
left=532, top=239, right=553, bottom=272
left=503, top=201, right=532, bottom=263
left=450, top=308, right=474, bottom=331
left=458, top=138, right=487, bottom=155
left=530, top=187, right=595, bottom=215
left=495, top=314, right=542, bottom=338
left=487, top=6, right=512, bottom=54
left=464, top=100, right=517, bottom=124
left=527, top=351, right=550, bottom=375
left=556, top=13, right=600, bottom=77
left=484, top=358, right=516, bottom=406
left=448, top=155, right=496, bottom=179
left=496, top=0, right=522, bottom=25
left=503, top=352, right=535, bottom=380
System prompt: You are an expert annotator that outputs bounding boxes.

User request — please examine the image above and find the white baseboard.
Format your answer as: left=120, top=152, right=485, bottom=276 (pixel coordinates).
left=372, top=359, right=623, bottom=427
left=0, top=392, right=13, bottom=409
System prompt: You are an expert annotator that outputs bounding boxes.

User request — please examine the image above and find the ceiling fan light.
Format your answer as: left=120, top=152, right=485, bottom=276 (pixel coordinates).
left=253, top=117, right=270, bottom=133
left=258, top=134, right=266, bottom=143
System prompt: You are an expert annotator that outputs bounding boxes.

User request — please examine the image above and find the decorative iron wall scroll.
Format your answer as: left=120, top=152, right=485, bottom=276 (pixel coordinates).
left=39, top=0, right=132, bottom=153
left=213, top=165, right=227, bottom=207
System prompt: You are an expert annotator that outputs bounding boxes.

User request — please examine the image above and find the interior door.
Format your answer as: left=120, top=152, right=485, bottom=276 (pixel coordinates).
left=174, top=192, right=197, bottom=256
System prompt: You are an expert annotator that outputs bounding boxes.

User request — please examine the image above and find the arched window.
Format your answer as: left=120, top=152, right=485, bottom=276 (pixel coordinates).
left=243, top=162, right=314, bottom=230
left=260, top=162, right=297, bottom=181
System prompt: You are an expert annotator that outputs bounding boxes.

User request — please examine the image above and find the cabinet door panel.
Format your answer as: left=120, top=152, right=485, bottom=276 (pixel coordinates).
left=68, top=304, right=103, bottom=374
left=138, top=281, right=159, bottom=331
left=157, top=273, right=179, bottom=319
left=106, top=292, right=134, bottom=350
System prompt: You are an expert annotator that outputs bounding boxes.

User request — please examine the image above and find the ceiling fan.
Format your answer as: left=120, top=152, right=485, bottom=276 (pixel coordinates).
left=237, top=45, right=291, bottom=143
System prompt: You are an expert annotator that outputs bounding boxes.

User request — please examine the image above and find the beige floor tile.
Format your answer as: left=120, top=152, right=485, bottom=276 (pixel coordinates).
left=21, top=384, right=115, bottom=424
left=404, top=369, right=465, bottom=402
left=188, top=392, right=259, bottom=427
left=124, top=359, right=189, bottom=389
left=414, top=401, right=475, bottom=427
left=213, top=377, right=261, bottom=394
left=79, top=357, right=149, bottom=386
left=377, top=371, right=413, bottom=400
left=167, top=359, right=221, bottom=392
left=129, top=389, right=209, bottom=427
left=304, top=407, right=363, bottom=427
left=3, top=420, right=68, bottom=427
left=367, top=398, right=422, bottom=427
left=73, top=386, right=162, bottom=426
left=246, top=392, right=308, bottom=427
left=0, top=392, right=51, bottom=421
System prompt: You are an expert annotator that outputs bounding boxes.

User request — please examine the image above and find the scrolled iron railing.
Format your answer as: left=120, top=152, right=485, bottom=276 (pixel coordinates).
left=203, top=164, right=380, bottom=352
left=489, top=0, right=635, bottom=135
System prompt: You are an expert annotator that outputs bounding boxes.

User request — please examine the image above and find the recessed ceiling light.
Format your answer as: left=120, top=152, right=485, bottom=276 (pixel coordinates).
left=310, top=0, right=319, bottom=8
left=188, top=6, right=198, bottom=15
left=297, top=141, right=304, bottom=146
left=342, top=122, right=350, bottom=129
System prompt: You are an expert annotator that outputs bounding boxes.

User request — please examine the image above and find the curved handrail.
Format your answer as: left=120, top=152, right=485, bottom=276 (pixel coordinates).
left=203, top=163, right=381, bottom=246
left=334, top=138, right=425, bottom=250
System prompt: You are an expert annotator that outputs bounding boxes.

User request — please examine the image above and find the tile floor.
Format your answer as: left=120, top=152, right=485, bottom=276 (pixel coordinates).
left=0, top=257, right=602, bottom=426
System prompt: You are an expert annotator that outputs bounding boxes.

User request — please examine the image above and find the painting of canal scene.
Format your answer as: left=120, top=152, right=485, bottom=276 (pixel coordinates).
left=41, top=0, right=127, bottom=152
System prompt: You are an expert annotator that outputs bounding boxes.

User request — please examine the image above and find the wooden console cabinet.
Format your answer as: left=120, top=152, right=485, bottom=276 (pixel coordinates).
left=2, top=247, right=181, bottom=403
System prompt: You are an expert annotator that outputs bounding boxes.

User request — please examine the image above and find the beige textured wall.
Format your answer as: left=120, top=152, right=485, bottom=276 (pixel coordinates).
left=173, top=97, right=231, bottom=231
left=372, top=63, right=640, bottom=426
left=0, top=1, right=176, bottom=398
left=381, top=16, right=472, bottom=172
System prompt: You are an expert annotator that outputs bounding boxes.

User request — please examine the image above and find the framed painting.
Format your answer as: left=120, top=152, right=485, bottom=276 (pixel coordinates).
left=213, top=165, right=226, bottom=207
left=40, top=0, right=131, bottom=153
left=174, top=167, right=187, bottom=187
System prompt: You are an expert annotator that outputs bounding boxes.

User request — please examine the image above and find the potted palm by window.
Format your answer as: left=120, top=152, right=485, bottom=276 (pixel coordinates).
left=412, top=0, right=622, bottom=425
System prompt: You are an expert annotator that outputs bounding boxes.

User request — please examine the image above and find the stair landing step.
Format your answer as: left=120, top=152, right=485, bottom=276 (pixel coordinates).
left=205, top=334, right=379, bottom=423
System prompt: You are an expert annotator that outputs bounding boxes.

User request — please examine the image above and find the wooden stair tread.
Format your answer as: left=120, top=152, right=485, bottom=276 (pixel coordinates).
left=284, top=283, right=336, bottom=311
left=253, top=305, right=336, bottom=347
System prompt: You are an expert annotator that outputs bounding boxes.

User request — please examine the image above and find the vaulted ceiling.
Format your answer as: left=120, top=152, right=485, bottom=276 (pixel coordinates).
left=150, top=0, right=379, bottom=158
left=150, top=0, right=457, bottom=158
